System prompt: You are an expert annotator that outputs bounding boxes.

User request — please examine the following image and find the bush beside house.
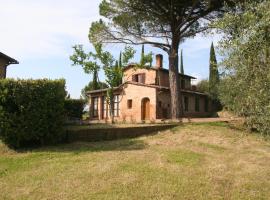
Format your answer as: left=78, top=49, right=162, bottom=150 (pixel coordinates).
left=0, top=79, right=66, bottom=148
left=64, top=99, right=86, bottom=121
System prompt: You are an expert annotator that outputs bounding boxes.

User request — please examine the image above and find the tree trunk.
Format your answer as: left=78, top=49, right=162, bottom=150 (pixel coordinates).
left=168, top=42, right=183, bottom=119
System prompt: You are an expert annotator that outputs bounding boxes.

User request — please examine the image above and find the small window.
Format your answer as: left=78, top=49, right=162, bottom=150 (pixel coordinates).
left=184, top=96, right=189, bottom=112
left=127, top=99, right=132, bottom=109
left=158, top=101, right=162, bottom=107
left=168, top=104, right=170, bottom=108
left=195, top=97, right=200, bottom=112
left=181, top=79, right=185, bottom=89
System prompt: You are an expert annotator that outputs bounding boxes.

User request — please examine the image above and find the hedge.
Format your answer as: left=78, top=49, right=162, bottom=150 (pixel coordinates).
left=0, top=79, right=66, bottom=148
left=64, top=99, right=86, bottom=120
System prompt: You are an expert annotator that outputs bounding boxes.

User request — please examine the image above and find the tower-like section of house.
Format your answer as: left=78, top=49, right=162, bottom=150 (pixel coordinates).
left=0, top=52, right=19, bottom=79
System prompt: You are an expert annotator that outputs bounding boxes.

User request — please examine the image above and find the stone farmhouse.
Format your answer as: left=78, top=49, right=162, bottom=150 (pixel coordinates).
left=87, top=54, right=213, bottom=122
left=0, top=52, right=19, bottom=79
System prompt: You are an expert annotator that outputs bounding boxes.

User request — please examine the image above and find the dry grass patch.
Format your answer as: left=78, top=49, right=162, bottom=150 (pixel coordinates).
left=0, top=122, right=270, bottom=200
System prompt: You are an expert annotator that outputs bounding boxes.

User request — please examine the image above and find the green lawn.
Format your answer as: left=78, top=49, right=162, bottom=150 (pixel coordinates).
left=0, top=123, right=270, bottom=200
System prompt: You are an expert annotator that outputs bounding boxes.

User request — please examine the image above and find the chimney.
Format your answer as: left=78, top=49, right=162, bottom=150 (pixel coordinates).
left=156, top=54, right=163, bottom=69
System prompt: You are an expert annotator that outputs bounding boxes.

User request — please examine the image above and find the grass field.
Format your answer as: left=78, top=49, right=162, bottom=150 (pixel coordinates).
left=0, top=122, right=270, bottom=200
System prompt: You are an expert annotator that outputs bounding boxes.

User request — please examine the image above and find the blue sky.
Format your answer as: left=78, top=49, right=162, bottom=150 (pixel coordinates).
left=0, top=0, right=220, bottom=98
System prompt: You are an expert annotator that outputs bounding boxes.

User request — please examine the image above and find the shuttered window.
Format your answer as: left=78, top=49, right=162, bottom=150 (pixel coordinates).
left=132, top=73, right=146, bottom=84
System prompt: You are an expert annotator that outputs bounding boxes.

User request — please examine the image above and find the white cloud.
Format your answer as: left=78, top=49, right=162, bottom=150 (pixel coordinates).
left=0, top=0, right=102, bottom=59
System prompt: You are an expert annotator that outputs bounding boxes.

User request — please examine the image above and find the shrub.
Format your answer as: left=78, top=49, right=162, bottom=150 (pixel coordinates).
left=196, top=79, right=209, bottom=94
left=216, top=0, right=270, bottom=135
left=0, top=79, right=66, bottom=148
left=64, top=99, right=86, bottom=120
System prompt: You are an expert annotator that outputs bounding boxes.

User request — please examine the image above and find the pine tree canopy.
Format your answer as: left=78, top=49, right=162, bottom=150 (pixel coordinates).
left=90, top=0, right=238, bottom=53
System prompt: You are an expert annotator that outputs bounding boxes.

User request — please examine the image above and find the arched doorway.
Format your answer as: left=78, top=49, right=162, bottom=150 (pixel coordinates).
left=141, top=98, right=150, bottom=120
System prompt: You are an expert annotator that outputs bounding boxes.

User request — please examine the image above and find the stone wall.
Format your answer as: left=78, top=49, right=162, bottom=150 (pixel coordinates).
left=119, top=83, right=157, bottom=122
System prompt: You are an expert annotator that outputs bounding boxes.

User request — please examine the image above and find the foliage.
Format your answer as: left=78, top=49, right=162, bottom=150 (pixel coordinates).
left=196, top=79, right=209, bottom=94
left=81, top=81, right=108, bottom=99
left=64, top=99, right=86, bottom=120
left=70, top=45, right=100, bottom=90
left=216, top=0, right=270, bottom=135
left=72, top=43, right=136, bottom=122
left=0, top=79, right=66, bottom=148
left=209, top=42, right=219, bottom=100
left=89, top=0, right=237, bottom=119
left=90, top=0, right=235, bottom=49
left=95, top=44, right=135, bottom=121
left=139, top=45, right=153, bottom=68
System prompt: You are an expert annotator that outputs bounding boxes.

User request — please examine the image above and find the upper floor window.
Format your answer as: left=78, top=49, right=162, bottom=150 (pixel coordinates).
left=132, top=73, right=146, bottom=84
left=181, top=79, right=185, bottom=89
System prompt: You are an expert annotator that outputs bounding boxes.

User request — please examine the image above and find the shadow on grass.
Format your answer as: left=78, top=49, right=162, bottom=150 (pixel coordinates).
left=65, top=123, right=115, bottom=131
left=30, top=138, right=148, bottom=154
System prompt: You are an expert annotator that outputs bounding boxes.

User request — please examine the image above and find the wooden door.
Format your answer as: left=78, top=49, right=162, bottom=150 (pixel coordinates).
left=142, top=98, right=150, bottom=120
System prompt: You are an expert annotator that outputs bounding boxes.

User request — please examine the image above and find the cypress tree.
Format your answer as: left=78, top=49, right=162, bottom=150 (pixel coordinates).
left=92, top=68, right=98, bottom=90
left=180, top=49, right=184, bottom=74
left=140, top=45, right=145, bottom=65
left=209, top=42, right=219, bottom=99
left=119, top=52, right=122, bottom=68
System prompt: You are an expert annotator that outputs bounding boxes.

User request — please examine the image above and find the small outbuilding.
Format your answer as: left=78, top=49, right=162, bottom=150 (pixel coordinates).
left=0, top=52, right=19, bottom=79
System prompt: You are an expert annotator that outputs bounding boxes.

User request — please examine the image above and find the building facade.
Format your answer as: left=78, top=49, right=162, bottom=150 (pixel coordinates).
left=87, top=54, right=213, bottom=122
left=0, top=52, right=19, bottom=79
